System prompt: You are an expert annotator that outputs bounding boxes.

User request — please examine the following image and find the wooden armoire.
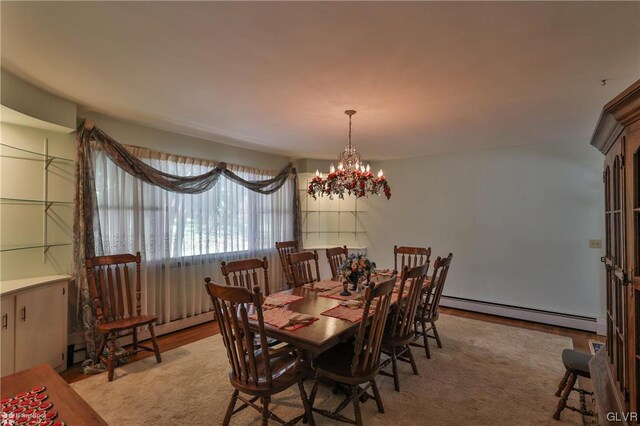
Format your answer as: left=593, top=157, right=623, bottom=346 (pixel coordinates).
left=591, top=79, right=640, bottom=423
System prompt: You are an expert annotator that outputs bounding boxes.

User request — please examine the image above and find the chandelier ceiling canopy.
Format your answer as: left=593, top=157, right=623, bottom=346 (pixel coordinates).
left=307, top=110, right=391, bottom=200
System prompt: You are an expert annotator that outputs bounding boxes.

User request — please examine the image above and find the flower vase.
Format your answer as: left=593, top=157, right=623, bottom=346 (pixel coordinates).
left=349, top=275, right=360, bottom=292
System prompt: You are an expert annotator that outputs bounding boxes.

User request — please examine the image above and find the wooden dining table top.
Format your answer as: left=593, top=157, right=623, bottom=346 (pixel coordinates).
left=1, top=364, right=108, bottom=425
left=248, top=285, right=361, bottom=354
left=248, top=274, right=406, bottom=354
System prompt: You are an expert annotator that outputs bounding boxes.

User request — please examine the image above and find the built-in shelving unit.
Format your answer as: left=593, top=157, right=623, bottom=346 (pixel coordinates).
left=0, top=141, right=73, bottom=257
left=298, top=172, right=368, bottom=250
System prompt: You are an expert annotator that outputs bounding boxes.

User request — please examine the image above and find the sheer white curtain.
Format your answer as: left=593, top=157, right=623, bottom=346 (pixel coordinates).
left=93, top=145, right=294, bottom=325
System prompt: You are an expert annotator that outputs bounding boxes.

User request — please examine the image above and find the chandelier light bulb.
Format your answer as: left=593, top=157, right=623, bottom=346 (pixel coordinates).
left=360, top=164, right=366, bottom=173
left=378, top=169, right=384, bottom=178
left=315, top=169, right=320, bottom=177
left=366, top=164, right=370, bottom=173
left=330, top=163, right=335, bottom=174
left=320, top=172, right=324, bottom=178
left=338, top=163, right=344, bottom=171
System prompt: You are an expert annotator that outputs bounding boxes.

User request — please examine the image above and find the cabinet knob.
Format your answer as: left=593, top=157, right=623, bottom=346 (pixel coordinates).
left=2, top=313, right=7, bottom=329
left=20, top=306, right=26, bottom=321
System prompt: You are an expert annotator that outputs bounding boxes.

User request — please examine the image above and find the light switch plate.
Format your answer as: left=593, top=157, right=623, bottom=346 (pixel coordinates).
left=589, top=239, right=602, bottom=249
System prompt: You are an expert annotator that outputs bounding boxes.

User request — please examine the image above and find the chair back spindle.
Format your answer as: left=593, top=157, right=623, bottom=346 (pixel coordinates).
left=276, top=241, right=300, bottom=288
left=351, top=276, right=396, bottom=376
left=205, top=282, right=273, bottom=388
left=288, top=250, right=321, bottom=287
left=393, top=245, right=431, bottom=272
left=387, top=264, right=428, bottom=343
left=326, top=246, right=349, bottom=281
left=86, top=252, right=142, bottom=323
left=421, top=253, right=453, bottom=321
left=220, top=257, right=271, bottom=296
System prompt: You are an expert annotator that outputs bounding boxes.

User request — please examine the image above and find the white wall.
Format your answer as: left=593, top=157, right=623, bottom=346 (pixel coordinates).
left=362, top=140, right=605, bottom=319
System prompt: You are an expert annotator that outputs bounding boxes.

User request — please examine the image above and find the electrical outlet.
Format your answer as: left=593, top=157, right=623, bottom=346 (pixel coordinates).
left=589, top=239, right=602, bottom=249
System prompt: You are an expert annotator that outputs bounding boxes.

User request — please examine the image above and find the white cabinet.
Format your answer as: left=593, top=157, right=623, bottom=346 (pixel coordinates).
left=1, top=296, right=15, bottom=376
left=0, top=275, right=69, bottom=377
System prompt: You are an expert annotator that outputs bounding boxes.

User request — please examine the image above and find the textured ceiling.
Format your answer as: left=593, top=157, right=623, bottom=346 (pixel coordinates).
left=2, top=1, right=639, bottom=159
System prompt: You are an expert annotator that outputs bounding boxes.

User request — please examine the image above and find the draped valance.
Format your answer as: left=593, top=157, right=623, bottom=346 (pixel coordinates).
left=73, top=120, right=301, bottom=360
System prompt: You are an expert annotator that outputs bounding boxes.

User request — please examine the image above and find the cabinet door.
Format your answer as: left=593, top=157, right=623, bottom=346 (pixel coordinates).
left=626, top=123, right=640, bottom=414
left=1, top=296, right=15, bottom=377
left=604, top=134, right=630, bottom=408
left=15, top=282, right=67, bottom=372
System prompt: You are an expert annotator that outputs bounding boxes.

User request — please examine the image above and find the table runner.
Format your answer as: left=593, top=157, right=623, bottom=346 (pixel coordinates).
left=251, top=307, right=318, bottom=331
left=263, top=293, right=304, bottom=307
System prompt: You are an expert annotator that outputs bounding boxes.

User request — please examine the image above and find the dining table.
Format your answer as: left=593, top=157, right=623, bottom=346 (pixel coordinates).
left=247, top=273, right=426, bottom=355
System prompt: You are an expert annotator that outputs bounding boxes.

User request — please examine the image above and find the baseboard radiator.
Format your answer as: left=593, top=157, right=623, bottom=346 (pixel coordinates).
left=440, top=295, right=605, bottom=335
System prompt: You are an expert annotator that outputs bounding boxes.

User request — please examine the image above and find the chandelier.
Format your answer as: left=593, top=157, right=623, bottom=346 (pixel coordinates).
left=307, top=110, right=391, bottom=200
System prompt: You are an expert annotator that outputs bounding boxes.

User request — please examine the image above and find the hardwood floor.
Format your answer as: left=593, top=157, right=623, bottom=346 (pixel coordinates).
left=61, top=307, right=602, bottom=384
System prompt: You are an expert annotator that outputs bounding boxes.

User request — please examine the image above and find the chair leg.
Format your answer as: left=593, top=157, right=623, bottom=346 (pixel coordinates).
left=95, top=335, right=106, bottom=365
left=223, top=389, right=239, bottom=426
left=298, top=380, right=315, bottom=426
left=133, top=327, right=138, bottom=350
left=149, top=324, right=162, bottom=363
left=351, top=386, right=363, bottom=426
left=553, top=372, right=576, bottom=420
left=391, top=348, right=400, bottom=392
left=308, top=374, right=319, bottom=408
left=261, top=396, right=271, bottom=426
left=370, top=379, right=384, bottom=414
left=555, top=370, right=571, bottom=397
left=406, top=346, right=419, bottom=375
left=422, top=321, right=431, bottom=359
left=107, top=334, right=117, bottom=382
left=433, top=322, right=442, bottom=348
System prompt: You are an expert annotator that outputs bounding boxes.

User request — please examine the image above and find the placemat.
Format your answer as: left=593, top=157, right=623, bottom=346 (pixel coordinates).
left=251, top=307, right=318, bottom=330
left=263, top=292, right=304, bottom=307
left=321, top=304, right=368, bottom=323
left=303, top=280, right=343, bottom=292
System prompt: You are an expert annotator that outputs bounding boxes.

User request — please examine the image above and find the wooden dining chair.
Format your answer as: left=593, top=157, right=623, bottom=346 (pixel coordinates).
left=288, top=250, right=321, bottom=287
left=276, top=240, right=300, bottom=288
left=412, top=253, right=453, bottom=359
left=220, top=257, right=271, bottom=296
left=85, top=252, right=161, bottom=382
left=380, top=263, right=429, bottom=391
left=308, top=276, right=396, bottom=426
left=326, top=245, right=349, bottom=281
left=204, top=281, right=315, bottom=426
left=393, top=245, right=432, bottom=271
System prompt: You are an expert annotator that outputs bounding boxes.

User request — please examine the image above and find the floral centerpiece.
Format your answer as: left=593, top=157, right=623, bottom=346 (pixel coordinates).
left=340, top=253, right=376, bottom=292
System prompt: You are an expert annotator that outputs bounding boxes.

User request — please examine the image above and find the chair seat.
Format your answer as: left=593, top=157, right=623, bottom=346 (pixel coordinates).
left=314, top=342, right=378, bottom=385
left=97, top=315, right=157, bottom=333
left=231, top=345, right=311, bottom=395
left=561, top=349, right=592, bottom=378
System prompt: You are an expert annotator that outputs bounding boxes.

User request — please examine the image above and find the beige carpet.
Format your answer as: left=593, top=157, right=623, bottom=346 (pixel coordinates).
left=72, top=315, right=583, bottom=425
